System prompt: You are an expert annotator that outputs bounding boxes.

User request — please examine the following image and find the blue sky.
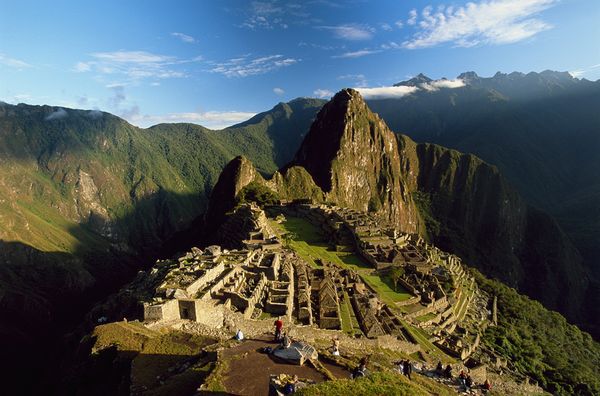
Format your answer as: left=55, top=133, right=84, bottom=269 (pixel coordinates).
left=1, top=0, right=599, bottom=128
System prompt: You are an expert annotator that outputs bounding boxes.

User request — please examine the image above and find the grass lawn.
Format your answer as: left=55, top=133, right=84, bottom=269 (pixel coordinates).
left=339, top=291, right=362, bottom=336
left=296, top=371, right=455, bottom=396
left=361, top=274, right=412, bottom=305
left=270, top=216, right=411, bottom=304
left=415, top=312, right=438, bottom=323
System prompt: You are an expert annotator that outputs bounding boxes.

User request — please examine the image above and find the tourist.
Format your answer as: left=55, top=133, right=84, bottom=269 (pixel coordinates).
left=395, top=360, right=404, bottom=374
left=458, top=370, right=467, bottom=389
left=465, top=374, right=473, bottom=392
left=443, top=364, right=453, bottom=379
left=482, top=378, right=492, bottom=393
left=332, top=336, right=340, bottom=356
left=282, top=332, right=291, bottom=349
left=351, top=357, right=368, bottom=379
left=436, top=361, right=443, bottom=376
left=283, top=375, right=298, bottom=394
left=235, top=329, right=244, bottom=341
left=274, top=316, right=284, bottom=341
left=403, top=359, right=412, bottom=380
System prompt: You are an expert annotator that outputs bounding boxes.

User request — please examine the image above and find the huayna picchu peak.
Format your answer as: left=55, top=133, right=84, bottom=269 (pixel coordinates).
left=288, top=88, right=422, bottom=234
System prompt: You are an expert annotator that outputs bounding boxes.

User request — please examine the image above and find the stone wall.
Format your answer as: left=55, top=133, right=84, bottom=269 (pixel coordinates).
left=185, top=261, right=226, bottom=296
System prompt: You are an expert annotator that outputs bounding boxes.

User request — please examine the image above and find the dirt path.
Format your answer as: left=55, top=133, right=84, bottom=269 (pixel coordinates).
left=221, top=337, right=349, bottom=395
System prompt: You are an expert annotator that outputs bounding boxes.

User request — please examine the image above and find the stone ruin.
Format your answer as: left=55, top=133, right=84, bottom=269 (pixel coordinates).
left=140, top=202, right=489, bottom=363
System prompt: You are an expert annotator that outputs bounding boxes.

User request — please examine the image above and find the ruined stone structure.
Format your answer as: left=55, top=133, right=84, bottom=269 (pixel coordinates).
left=141, top=203, right=489, bottom=362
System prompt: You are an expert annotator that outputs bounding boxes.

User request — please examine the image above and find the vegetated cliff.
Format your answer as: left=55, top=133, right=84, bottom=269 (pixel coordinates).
left=288, top=88, right=422, bottom=233
left=397, top=135, right=589, bottom=321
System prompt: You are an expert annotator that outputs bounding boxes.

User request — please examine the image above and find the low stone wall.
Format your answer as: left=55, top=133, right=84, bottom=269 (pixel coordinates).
left=143, top=299, right=180, bottom=322
left=406, top=296, right=448, bottom=319
left=186, top=261, right=226, bottom=296
left=217, top=309, right=421, bottom=356
left=202, top=267, right=241, bottom=301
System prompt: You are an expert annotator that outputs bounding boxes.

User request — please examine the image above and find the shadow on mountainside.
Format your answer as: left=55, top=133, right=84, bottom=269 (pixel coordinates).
left=0, top=189, right=210, bottom=395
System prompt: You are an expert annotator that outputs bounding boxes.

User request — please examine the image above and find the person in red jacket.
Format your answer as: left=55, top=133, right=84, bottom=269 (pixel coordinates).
left=274, top=316, right=283, bottom=341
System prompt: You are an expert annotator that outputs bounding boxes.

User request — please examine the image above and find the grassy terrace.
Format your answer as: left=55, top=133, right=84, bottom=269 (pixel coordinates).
left=269, top=216, right=412, bottom=304
left=340, top=291, right=362, bottom=336
left=269, top=215, right=453, bottom=361
left=415, top=312, right=438, bottom=323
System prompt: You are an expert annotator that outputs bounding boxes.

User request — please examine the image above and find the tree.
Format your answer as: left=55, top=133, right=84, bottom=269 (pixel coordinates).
left=389, top=266, right=404, bottom=291
left=282, top=232, right=298, bottom=247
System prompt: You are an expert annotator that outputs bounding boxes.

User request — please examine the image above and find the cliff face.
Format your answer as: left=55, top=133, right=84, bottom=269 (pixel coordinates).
left=397, top=134, right=588, bottom=320
left=290, top=89, right=421, bottom=233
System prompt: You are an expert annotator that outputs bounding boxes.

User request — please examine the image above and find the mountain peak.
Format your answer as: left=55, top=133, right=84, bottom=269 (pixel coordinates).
left=457, top=71, right=479, bottom=82
left=394, top=73, right=433, bottom=87
left=289, top=89, right=421, bottom=232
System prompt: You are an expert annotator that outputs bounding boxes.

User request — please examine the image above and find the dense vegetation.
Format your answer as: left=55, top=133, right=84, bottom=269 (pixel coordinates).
left=473, top=270, right=600, bottom=395
left=236, top=181, right=281, bottom=207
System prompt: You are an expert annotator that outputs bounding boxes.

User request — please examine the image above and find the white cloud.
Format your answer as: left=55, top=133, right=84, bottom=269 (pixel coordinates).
left=407, top=9, right=418, bottom=25
left=0, top=53, right=31, bottom=69
left=313, top=89, right=334, bottom=98
left=273, top=87, right=285, bottom=95
left=129, top=110, right=256, bottom=129
left=333, top=49, right=381, bottom=59
left=210, top=54, right=299, bottom=77
left=91, top=51, right=174, bottom=63
left=356, top=86, right=418, bottom=99
left=395, top=20, right=404, bottom=28
left=241, top=1, right=293, bottom=29
left=420, top=78, right=466, bottom=91
left=380, top=23, right=393, bottom=31
left=570, top=63, right=600, bottom=78
left=403, top=0, right=557, bottom=49
left=356, top=77, right=466, bottom=99
left=87, top=109, right=103, bottom=119
left=73, top=61, right=91, bottom=72
left=45, top=108, right=68, bottom=121
left=320, top=24, right=375, bottom=40
left=171, top=32, right=196, bottom=43
left=73, top=50, right=192, bottom=82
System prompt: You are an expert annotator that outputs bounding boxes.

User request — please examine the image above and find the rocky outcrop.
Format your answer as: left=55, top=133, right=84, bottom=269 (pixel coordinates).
left=288, top=89, right=422, bottom=233
left=204, top=155, right=264, bottom=228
